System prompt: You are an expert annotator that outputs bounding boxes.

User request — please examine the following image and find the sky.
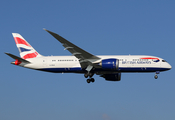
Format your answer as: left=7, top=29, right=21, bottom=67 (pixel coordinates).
left=0, top=0, right=175, bottom=120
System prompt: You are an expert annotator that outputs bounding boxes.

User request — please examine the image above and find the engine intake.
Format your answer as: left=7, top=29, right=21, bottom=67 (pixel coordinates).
left=99, top=58, right=119, bottom=69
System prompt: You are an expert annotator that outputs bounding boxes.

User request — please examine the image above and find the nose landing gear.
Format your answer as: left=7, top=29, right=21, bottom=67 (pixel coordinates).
left=154, top=75, right=158, bottom=79
left=154, top=71, right=160, bottom=79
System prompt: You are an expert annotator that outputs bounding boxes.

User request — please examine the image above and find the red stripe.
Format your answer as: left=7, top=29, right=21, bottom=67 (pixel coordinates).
left=14, top=37, right=31, bottom=47
left=140, top=57, right=159, bottom=60
left=22, top=52, right=38, bottom=59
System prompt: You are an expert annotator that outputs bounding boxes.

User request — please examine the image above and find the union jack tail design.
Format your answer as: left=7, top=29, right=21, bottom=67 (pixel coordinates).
left=12, top=33, right=42, bottom=59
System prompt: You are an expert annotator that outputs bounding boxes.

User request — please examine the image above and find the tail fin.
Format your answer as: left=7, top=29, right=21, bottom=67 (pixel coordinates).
left=12, top=33, right=42, bottom=59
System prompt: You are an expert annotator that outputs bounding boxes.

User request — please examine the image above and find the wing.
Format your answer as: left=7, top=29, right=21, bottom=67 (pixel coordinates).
left=44, top=29, right=100, bottom=69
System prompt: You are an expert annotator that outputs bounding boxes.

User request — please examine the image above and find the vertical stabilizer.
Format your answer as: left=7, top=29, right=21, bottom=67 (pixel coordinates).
left=12, top=33, right=42, bottom=59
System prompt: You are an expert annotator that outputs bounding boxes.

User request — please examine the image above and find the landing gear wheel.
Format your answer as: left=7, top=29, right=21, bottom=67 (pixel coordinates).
left=89, top=73, right=94, bottom=78
left=84, top=72, right=94, bottom=78
left=84, top=73, right=88, bottom=78
left=87, top=79, right=91, bottom=83
left=91, top=78, right=95, bottom=83
left=86, top=78, right=95, bottom=83
left=154, top=75, right=158, bottom=79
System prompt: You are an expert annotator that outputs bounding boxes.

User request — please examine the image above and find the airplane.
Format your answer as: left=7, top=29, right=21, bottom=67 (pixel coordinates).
left=5, top=29, right=172, bottom=83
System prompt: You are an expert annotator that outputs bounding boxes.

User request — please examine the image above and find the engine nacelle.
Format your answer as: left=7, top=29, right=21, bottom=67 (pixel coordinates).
left=101, top=73, right=121, bottom=81
left=99, top=58, right=119, bottom=69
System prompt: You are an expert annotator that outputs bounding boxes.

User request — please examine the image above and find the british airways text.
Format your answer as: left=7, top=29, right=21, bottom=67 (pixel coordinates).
left=122, top=61, right=151, bottom=64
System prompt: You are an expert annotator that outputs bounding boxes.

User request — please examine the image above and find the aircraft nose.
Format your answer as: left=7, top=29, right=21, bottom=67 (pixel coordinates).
left=167, top=63, right=172, bottom=70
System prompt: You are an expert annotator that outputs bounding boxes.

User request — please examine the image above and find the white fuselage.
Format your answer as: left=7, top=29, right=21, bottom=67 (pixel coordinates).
left=20, top=55, right=171, bottom=74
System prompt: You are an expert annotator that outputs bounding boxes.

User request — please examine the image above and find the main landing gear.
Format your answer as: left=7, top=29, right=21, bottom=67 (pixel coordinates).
left=84, top=72, right=95, bottom=83
left=86, top=78, right=95, bottom=83
left=154, top=71, right=160, bottom=79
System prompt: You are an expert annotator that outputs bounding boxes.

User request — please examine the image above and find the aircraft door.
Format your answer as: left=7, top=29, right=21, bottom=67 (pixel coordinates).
left=43, top=58, right=47, bottom=67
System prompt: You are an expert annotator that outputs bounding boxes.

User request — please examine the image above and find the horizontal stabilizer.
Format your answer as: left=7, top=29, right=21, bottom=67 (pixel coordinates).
left=5, top=53, right=30, bottom=63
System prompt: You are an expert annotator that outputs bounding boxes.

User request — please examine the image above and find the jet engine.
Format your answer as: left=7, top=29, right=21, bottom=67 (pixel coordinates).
left=99, top=58, right=119, bottom=69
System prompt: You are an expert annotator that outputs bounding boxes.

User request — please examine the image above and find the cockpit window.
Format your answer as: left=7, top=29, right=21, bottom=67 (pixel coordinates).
left=162, top=60, right=167, bottom=62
